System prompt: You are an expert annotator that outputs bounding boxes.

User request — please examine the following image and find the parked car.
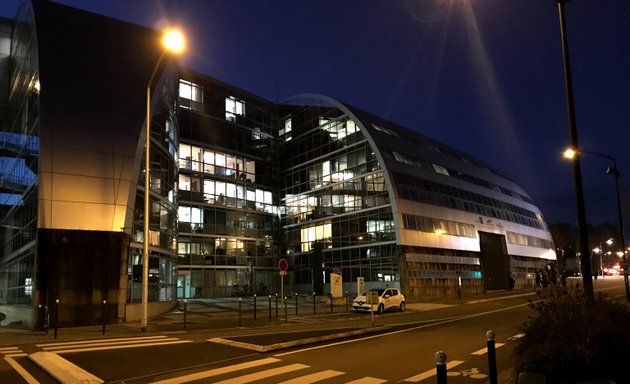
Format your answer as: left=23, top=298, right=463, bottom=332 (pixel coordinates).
left=352, top=288, right=405, bottom=314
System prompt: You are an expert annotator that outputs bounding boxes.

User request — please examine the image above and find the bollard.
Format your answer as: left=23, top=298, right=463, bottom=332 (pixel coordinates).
left=486, top=330, right=498, bottom=384
left=275, top=293, right=279, bottom=318
left=330, top=292, right=333, bottom=313
left=313, top=292, right=316, bottom=315
left=253, top=294, right=257, bottom=320
left=54, top=299, right=59, bottom=339
left=183, top=299, right=187, bottom=330
left=284, top=296, right=288, bottom=323
left=238, top=297, right=242, bottom=327
left=295, top=292, right=298, bottom=316
left=268, top=295, right=272, bottom=322
left=345, top=291, right=349, bottom=312
left=435, top=351, right=447, bottom=384
left=102, top=300, right=107, bottom=335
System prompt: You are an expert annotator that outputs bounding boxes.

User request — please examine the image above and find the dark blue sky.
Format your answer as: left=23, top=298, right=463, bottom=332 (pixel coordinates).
left=3, top=0, right=629, bottom=227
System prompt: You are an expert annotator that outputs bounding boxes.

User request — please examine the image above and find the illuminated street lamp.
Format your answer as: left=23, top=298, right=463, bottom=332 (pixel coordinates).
left=142, top=28, right=185, bottom=332
left=564, top=148, right=629, bottom=301
left=554, top=0, right=593, bottom=303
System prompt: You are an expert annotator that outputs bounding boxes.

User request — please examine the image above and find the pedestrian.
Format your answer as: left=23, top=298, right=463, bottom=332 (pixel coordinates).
left=535, top=271, right=542, bottom=289
left=509, top=275, right=515, bottom=290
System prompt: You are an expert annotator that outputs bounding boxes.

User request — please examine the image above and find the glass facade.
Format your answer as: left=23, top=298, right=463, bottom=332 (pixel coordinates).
left=280, top=99, right=399, bottom=294
left=176, top=76, right=280, bottom=299
left=0, top=4, right=39, bottom=308
left=127, top=64, right=180, bottom=303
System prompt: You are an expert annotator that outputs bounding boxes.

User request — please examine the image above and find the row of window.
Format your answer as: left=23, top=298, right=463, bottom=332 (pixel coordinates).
left=506, top=231, right=553, bottom=249
left=392, top=151, right=533, bottom=205
left=393, top=172, right=543, bottom=230
left=402, top=214, right=477, bottom=238
left=179, top=144, right=257, bottom=183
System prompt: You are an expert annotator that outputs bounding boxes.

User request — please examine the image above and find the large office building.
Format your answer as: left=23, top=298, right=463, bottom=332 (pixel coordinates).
left=0, top=0, right=555, bottom=328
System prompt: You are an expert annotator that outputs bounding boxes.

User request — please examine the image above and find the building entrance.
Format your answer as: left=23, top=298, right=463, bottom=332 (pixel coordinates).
left=478, top=232, right=510, bottom=290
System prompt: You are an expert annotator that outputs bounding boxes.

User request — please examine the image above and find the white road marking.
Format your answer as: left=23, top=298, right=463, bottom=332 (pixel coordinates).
left=151, top=357, right=281, bottom=384
left=345, top=377, right=388, bottom=384
left=470, top=343, right=505, bottom=355
left=402, top=360, right=465, bottom=382
left=51, top=339, right=191, bottom=354
left=275, top=301, right=532, bottom=357
left=4, top=356, right=40, bottom=384
left=278, top=369, right=344, bottom=383
left=37, top=335, right=169, bottom=348
left=212, top=363, right=309, bottom=384
left=507, top=333, right=525, bottom=341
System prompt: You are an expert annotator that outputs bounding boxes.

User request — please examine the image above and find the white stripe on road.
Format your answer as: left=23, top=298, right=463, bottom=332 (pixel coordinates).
left=471, top=343, right=505, bottom=355
left=5, top=353, right=28, bottom=357
left=402, top=360, right=465, bottom=382
left=507, top=333, right=525, bottom=341
left=38, top=335, right=169, bottom=348
left=5, top=357, right=40, bottom=384
left=51, top=339, right=191, bottom=354
left=0, top=346, right=19, bottom=351
left=278, top=369, right=344, bottom=383
left=211, top=363, right=309, bottom=384
left=345, top=377, right=388, bottom=384
left=151, top=357, right=281, bottom=384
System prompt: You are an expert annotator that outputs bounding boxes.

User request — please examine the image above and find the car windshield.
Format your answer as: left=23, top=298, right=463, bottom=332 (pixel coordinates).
left=361, top=289, right=385, bottom=296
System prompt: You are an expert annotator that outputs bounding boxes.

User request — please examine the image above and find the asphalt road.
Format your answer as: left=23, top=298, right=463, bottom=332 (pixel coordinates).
left=0, top=277, right=626, bottom=383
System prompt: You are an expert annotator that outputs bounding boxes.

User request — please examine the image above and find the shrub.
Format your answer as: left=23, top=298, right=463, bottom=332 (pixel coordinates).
left=513, top=291, right=630, bottom=382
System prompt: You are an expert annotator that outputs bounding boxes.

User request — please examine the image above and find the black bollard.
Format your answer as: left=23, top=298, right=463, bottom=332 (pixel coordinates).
left=238, top=297, right=242, bottom=327
left=268, top=295, right=272, bottom=322
left=284, top=296, right=288, bottom=323
left=345, top=291, right=349, bottom=312
left=183, top=299, right=187, bottom=330
left=102, top=300, right=107, bottom=335
left=486, top=330, right=498, bottom=384
left=54, top=299, right=59, bottom=339
left=295, top=292, right=298, bottom=316
left=275, top=293, right=278, bottom=318
left=330, top=292, right=333, bottom=313
left=435, top=351, right=447, bottom=384
left=253, top=294, right=257, bottom=320
left=313, top=292, right=316, bottom=315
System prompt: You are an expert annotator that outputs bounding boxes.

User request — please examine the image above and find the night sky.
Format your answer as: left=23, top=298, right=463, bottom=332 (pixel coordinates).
left=2, top=0, right=629, bottom=228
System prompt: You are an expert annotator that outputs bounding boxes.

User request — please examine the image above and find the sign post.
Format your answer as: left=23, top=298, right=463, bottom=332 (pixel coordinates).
left=357, top=277, right=364, bottom=297
left=278, top=258, right=288, bottom=318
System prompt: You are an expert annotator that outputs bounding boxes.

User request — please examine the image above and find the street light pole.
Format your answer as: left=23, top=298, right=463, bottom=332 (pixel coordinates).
left=141, top=30, right=185, bottom=332
left=555, top=0, right=594, bottom=303
left=564, top=149, right=629, bottom=302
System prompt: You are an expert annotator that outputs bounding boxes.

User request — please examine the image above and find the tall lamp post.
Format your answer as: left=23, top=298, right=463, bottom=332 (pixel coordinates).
left=142, top=29, right=185, bottom=332
left=554, top=0, right=594, bottom=303
left=564, top=149, right=628, bottom=301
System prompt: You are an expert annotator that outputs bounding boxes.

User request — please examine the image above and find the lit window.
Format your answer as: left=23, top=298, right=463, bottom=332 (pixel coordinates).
left=432, top=164, right=450, bottom=176
left=179, top=79, right=202, bottom=110
left=225, top=96, right=245, bottom=121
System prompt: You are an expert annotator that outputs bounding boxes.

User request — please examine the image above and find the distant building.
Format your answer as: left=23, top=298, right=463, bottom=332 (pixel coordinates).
left=0, top=0, right=555, bottom=328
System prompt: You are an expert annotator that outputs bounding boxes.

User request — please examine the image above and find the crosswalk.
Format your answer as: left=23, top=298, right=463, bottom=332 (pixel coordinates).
left=36, top=335, right=191, bottom=354
left=0, top=332, right=518, bottom=384
left=0, top=346, right=27, bottom=358
left=150, top=335, right=514, bottom=384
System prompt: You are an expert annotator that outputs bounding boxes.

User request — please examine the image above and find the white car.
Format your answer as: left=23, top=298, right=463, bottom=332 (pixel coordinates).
left=352, top=288, right=405, bottom=314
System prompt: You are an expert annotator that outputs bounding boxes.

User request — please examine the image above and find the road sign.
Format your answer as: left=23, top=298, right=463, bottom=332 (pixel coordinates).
left=278, top=258, right=288, bottom=272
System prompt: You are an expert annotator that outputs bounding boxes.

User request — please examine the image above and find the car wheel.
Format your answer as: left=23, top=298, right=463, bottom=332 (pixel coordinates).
left=399, top=302, right=405, bottom=312
left=377, top=304, right=384, bottom=314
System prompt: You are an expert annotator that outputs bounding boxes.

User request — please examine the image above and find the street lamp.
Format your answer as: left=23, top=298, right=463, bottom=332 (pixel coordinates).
left=142, top=28, right=185, bottom=332
left=554, top=0, right=594, bottom=303
left=564, top=149, right=629, bottom=301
